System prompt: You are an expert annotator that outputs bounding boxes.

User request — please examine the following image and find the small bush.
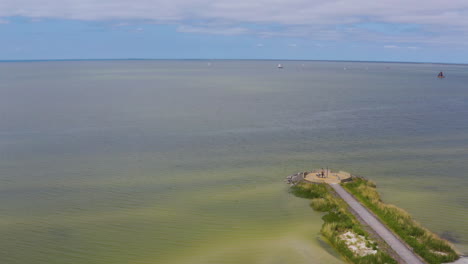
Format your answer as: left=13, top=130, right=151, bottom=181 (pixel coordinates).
left=310, top=198, right=331, bottom=211
left=290, top=182, right=328, bottom=199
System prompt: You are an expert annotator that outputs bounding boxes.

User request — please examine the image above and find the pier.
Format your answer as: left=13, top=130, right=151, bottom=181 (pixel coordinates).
left=330, top=182, right=425, bottom=264
left=286, top=168, right=462, bottom=264
left=286, top=169, right=458, bottom=264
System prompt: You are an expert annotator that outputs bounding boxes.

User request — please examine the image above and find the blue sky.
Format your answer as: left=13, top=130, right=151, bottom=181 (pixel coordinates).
left=1, top=0, right=468, bottom=63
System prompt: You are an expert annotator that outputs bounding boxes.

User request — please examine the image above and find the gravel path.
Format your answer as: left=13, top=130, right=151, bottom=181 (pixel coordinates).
left=330, top=183, right=425, bottom=264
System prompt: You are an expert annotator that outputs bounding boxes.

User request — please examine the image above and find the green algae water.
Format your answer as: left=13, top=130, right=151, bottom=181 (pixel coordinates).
left=0, top=60, right=467, bottom=263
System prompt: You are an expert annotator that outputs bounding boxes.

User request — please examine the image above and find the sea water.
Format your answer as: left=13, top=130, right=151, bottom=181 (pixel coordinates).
left=0, top=60, right=467, bottom=263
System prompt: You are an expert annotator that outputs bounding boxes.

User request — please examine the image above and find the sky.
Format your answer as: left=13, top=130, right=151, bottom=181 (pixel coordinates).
left=1, top=0, right=468, bottom=63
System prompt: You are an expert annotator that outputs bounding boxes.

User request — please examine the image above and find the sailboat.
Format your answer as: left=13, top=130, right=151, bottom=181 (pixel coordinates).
left=437, top=71, right=445, bottom=78
left=277, top=64, right=283, bottom=69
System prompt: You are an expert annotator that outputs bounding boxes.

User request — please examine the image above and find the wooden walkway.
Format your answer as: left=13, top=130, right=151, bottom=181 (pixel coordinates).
left=330, top=183, right=426, bottom=264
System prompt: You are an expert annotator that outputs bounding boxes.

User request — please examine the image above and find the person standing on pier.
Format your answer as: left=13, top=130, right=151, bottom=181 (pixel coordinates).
left=321, top=168, right=325, bottom=178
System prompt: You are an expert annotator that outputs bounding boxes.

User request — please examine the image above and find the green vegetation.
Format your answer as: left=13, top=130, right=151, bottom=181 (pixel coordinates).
left=291, top=183, right=397, bottom=264
left=343, top=178, right=459, bottom=264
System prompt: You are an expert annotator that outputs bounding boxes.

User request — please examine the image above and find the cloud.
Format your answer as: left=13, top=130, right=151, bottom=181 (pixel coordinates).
left=1, top=0, right=467, bottom=27
left=177, top=25, right=249, bottom=35
left=384, top=45, right=422, bottom=50
left=113, top=22, right=130, bottom=27
left=2, top=0, right=468, bottom=45
left=256, top=43, right=264, bottom=47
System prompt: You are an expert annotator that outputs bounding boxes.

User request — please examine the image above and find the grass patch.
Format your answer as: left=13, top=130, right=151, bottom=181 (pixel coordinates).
left=343, top=178, right=459, bottom=264
left=290, top=183, right=328, bottom=199
left=291, top=183, right=397, bottom=264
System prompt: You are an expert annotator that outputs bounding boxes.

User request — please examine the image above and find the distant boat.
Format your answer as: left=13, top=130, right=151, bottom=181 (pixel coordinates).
left=438, top=71, right=445, bottom=78
left=277, top=64, right=283, bottom=69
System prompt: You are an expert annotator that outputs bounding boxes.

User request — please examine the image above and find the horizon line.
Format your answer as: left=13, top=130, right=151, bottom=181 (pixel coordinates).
left=0, top=58, right=467, bottom=66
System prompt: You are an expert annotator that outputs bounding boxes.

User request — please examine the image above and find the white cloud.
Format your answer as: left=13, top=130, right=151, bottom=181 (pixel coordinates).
left=177, top=25, right=249, bottom=35
left=1, top=0, right=468, bottom=45
left=256, top=43, right=264, bottom=47
left=1, top=0, right=468, bottom=27
left=113, top=22, right=130, bottom=27
left=384, top=45, right=422, bottom=50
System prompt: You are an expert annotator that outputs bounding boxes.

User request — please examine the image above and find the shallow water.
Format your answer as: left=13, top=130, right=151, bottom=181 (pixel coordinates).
left=0, top=60, right=467, bottom=263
